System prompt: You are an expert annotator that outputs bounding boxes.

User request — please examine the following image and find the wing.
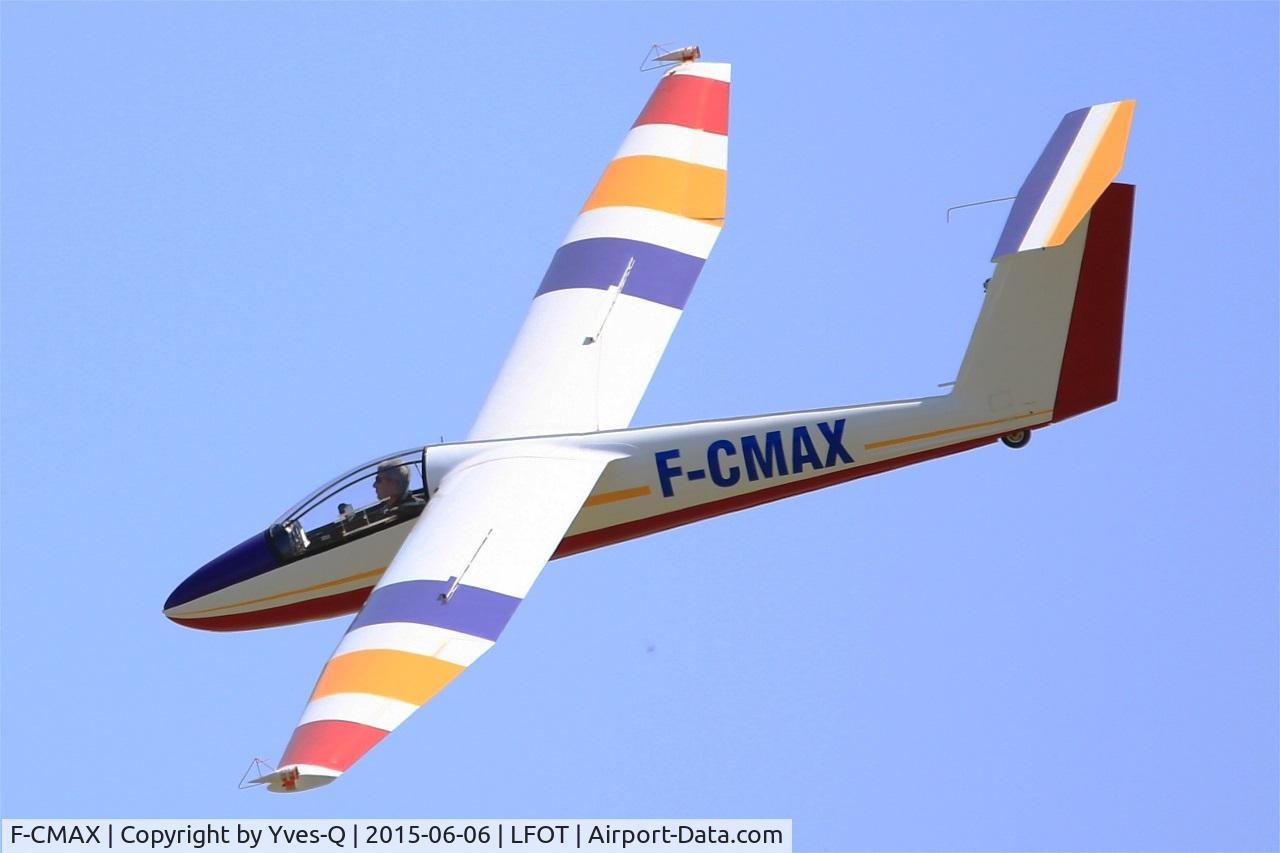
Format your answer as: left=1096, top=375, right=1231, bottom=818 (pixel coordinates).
left=255, top=444, right=620, bottom=792
left=467, top=59, right=731, bottom=441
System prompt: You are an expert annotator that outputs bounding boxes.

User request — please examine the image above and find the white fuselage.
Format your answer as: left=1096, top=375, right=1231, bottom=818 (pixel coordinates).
left=166, top=391, right=1050, bottom=630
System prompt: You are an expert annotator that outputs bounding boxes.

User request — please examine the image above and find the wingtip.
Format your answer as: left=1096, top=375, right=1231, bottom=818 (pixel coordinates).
left=252, top=764, right=342, bottom=793
left=666, top=61, right=731, bottom=84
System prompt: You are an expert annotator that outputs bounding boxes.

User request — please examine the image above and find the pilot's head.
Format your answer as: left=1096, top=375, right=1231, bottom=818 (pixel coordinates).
left=374, top=461, right=411, bottom=505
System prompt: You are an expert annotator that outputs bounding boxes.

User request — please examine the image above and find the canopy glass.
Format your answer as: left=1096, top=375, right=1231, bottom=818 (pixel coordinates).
left=268, top=447, right=428, bottom=560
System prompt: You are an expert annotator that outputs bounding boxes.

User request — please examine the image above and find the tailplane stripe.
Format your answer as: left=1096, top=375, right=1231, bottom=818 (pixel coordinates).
left=993, top=101, right=1134, bottom=260
left=1047, top=105, right=1136, bottom=245
left=993, top=107, right=1088, bottom=260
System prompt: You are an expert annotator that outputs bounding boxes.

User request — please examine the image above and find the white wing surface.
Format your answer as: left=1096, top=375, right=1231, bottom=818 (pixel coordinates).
left=257, top=444, right=619, bottom=791
left=467, top=60, right=731, bottom=441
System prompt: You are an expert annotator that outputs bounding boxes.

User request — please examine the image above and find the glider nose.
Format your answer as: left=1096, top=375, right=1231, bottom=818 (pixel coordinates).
left=164, top=533, right=279, bottom=628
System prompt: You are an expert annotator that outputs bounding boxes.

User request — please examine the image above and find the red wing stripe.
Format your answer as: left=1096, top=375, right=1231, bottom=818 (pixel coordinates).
left=633, top=74, right=729, bottom=136
left=279, top=719, right=390, bottom=773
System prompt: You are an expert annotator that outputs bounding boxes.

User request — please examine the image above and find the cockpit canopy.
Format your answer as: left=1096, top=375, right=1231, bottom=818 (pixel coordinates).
left=268, top=447, right=429, bottom=562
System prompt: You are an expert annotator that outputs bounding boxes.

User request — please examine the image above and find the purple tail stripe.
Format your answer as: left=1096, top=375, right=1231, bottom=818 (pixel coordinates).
left=536, top=237, right=705, bottom=310
left=992, top=106, right=1090, bottom=260
left=347, top=580, right=522, bottom=642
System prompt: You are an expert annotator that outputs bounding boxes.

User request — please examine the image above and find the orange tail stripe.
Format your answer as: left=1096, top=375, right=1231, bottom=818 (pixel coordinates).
left=310, top=649, right=463, bottom=705
left=1048, top=102, right=1135, bottom=245
left=582, top=155, right=725, bottom=223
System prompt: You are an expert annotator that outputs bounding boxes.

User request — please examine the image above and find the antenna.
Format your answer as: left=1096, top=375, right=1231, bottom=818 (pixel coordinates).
left=641, top=43, right=701, bottom=72
left=946, top=195, right=1016, bottom=222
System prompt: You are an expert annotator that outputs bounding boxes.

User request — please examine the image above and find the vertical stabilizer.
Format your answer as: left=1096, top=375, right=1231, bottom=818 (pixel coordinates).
left=953, top=99, right=1136, bottom=426
left=954, top=182, right=1134, bottom=421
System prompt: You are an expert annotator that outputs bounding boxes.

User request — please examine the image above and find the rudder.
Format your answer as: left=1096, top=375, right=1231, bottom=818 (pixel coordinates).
left=1052, top=182, right=1134, bottom=421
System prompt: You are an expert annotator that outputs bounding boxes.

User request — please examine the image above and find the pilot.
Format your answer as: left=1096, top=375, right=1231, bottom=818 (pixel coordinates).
left=374, top=461, right=420, bottom=511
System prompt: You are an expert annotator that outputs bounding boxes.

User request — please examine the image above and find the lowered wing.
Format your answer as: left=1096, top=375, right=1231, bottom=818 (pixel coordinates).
left=467, top=59, right=731, bottom=441
left=256, top=444, right=621, bottom=791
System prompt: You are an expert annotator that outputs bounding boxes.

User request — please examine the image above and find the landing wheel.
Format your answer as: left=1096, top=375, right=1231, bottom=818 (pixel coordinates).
left=1001, top=429, right=1031, bottom=449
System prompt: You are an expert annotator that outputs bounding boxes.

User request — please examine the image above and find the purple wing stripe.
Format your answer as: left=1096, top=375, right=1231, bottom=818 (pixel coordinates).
left=993, top=106, right=1090, bottom=260
left=536, top=237, right=705, bottom=310
left=347, top=580, right=522, bottom=642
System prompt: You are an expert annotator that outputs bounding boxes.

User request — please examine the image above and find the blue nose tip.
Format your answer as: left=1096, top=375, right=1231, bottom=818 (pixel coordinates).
left=164, top=532, right=280, bottom=615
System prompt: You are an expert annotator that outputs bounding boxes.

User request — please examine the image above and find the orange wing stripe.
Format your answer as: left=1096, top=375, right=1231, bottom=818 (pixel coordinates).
left=310, top=649, right=463, bottom=704
left=582, top=155, right=725, bottom=223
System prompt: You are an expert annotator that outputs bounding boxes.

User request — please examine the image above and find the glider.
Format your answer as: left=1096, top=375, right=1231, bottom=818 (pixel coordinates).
left=164, top=47, right=1136, bottom=792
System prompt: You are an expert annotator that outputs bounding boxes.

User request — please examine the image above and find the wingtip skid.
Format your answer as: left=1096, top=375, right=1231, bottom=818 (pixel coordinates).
left=665, top=59, right=731, bottom=84
left=993, top=99, right=1135, bottom=261
left=251, top=764, right=341, bottom=793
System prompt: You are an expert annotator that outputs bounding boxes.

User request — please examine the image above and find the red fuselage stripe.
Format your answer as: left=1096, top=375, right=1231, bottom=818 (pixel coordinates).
left=169, top=586, right=374, bottom=632
left=174, top=434, right=996, bottom=631
left=551, top=434, right=995, bottom=557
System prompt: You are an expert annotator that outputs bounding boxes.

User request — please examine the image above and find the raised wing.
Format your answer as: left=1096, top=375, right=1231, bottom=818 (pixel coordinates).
left=467, top=59, right=731, bottom=441
left=256, top=444, right=620, bottom=791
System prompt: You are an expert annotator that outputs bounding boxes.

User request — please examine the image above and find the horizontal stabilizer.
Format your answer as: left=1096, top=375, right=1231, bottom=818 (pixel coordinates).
left=993, top=100, right=1135, bottom=261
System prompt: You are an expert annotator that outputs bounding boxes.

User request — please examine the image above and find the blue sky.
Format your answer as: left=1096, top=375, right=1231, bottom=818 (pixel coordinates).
left=2, top=3, right=1276, bottom=850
